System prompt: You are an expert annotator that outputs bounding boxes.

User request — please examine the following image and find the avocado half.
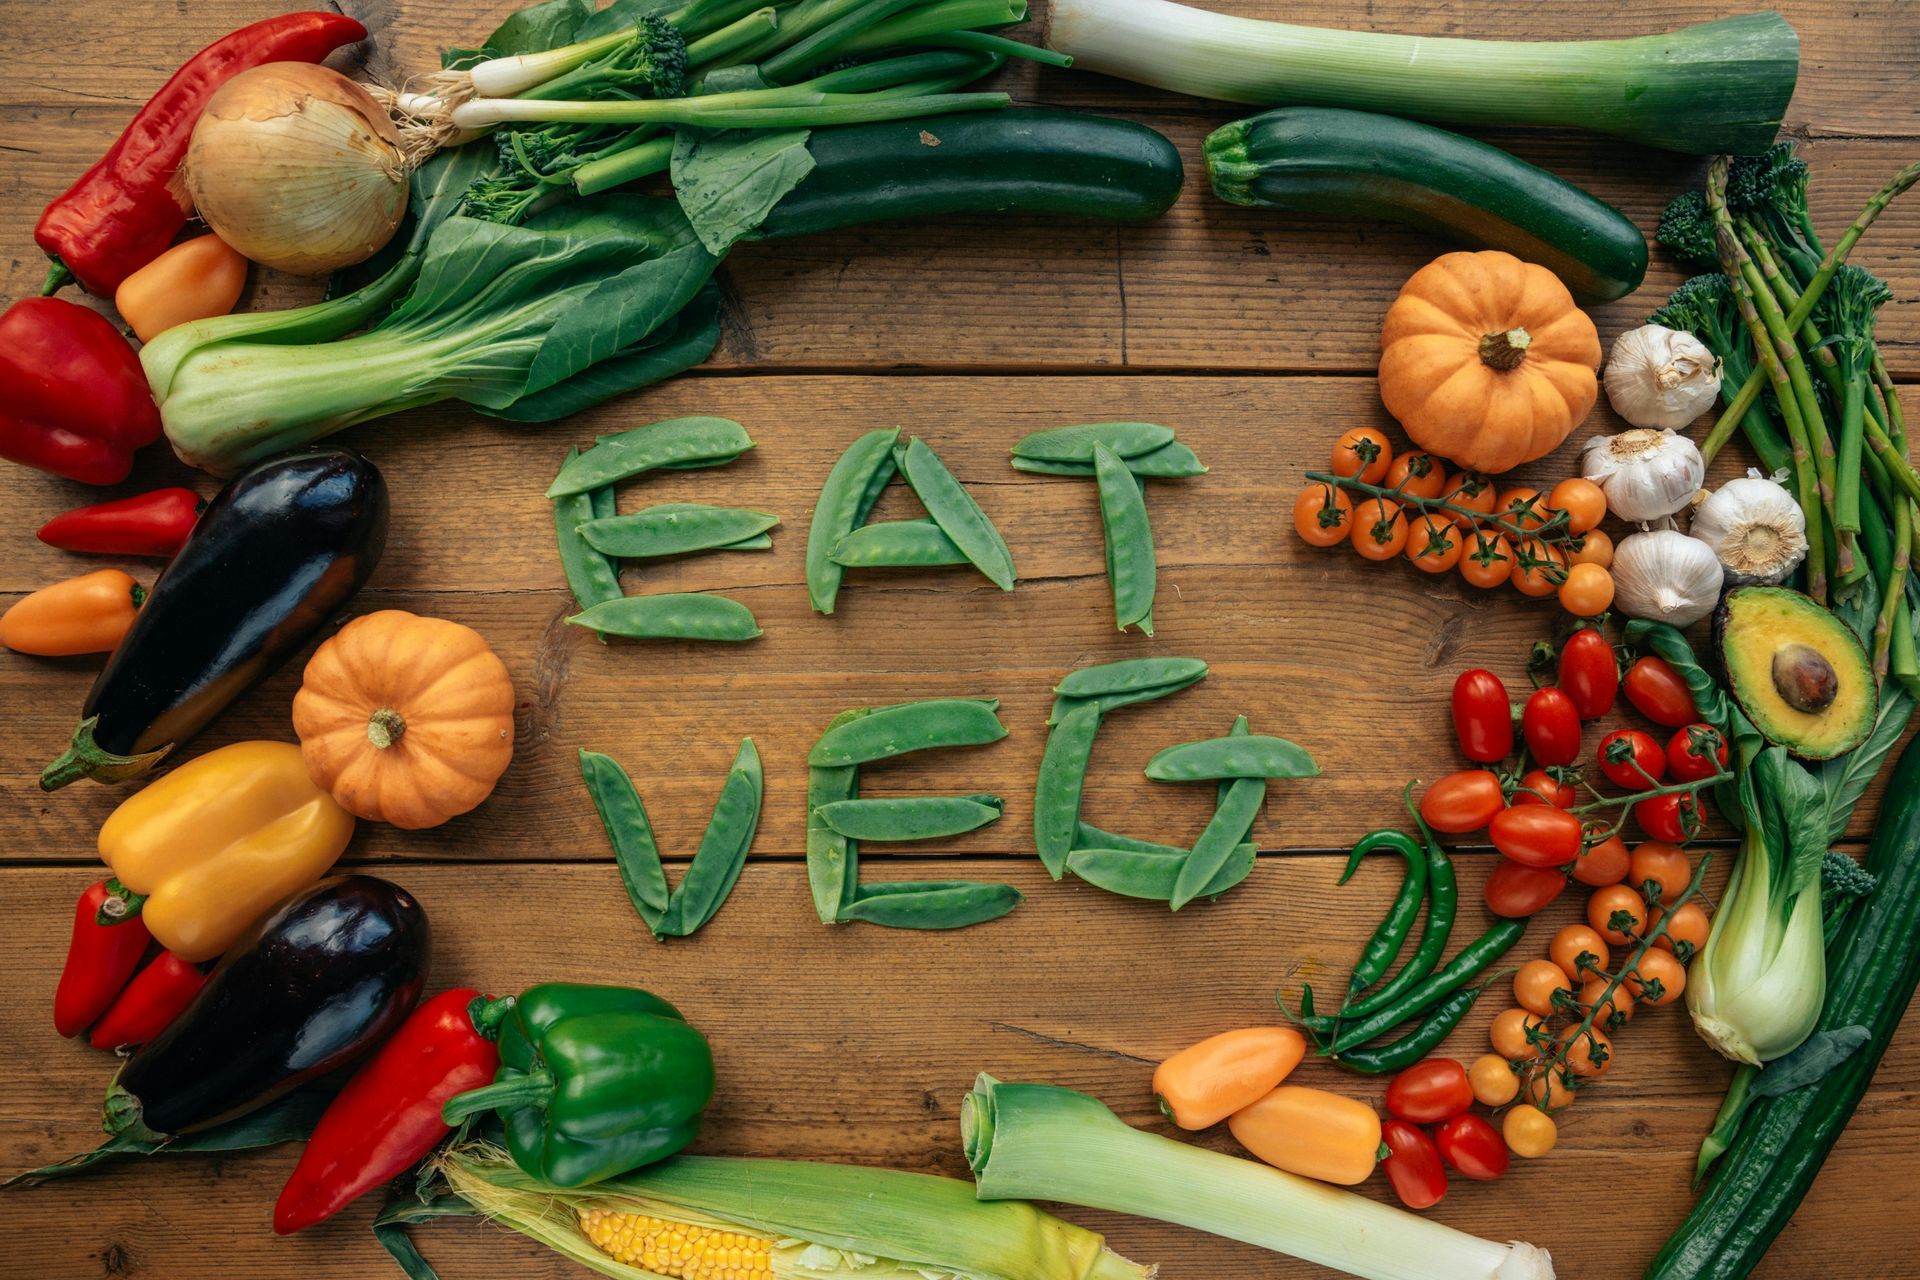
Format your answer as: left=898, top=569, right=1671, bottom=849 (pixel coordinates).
left=1714, top=585, right=1876, bottom=760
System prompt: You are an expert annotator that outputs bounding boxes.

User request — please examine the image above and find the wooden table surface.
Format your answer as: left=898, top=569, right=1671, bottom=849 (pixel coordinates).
left=4, top=2, right=1920, bottom=1277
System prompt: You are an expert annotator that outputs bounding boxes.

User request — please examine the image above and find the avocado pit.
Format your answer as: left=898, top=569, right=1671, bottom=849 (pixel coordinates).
left=1772, top=643, right=1839, bottom=714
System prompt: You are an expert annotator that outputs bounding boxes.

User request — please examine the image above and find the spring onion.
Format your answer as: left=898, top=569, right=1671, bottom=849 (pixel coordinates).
left=961, top=1075, right=1555, bottom=1280
left=1044, top=0, right=1798, bottom=155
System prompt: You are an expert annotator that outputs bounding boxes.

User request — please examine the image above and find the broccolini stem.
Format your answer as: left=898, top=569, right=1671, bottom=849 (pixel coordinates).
left=1875, top=493, right=1911, bottom=680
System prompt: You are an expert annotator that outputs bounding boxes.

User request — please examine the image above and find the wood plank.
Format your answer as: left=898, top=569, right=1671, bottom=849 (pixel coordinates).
left=1, top=856, right=1914, bottom=1279
left=3, top=374, right=1905, bottom=861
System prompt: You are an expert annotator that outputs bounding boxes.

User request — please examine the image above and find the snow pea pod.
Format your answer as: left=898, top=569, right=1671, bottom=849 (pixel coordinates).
left=1011, top=440, right=1208, bottom=478
left=806, top=698, right=1006, bottom=767
left=837, top=880, right=1023, bottom=929
left=806, top=427, right=899, bottom=614
left=1067, top=841, right=1256, bottom=901
left=1055, top=656, right=1209, bottom=700
left=581, top=505, right=780, bottom=559
left=548, top=417, right=755, bottom=496
left=1335, top=832, right=1428, bottom=1003
left=1094, top=443, right=1155, bottom=634
left=661, top=738, right=762, bottom=938
left=830, top=519, right=969, bottom=567
left=1330, top=981, right=1488, bottom=1075
left=1011, top=421, right=1174, bottom=462
left=567, top=593, right=762, bottom=642
left=806, top=709, right=866, bottom=924
left=1170, top=774, right=1266, bottom=911
left=896, top=437, right=1017, bottom=591
left=553, top=450, right=623, bottom=613
left=1034, top=700, right=1101, bottom=879
left=579, top=749, right=668, bottom=934
left=1075, top=822, right=1184, bottom=856
left=1145, top=734, right=1321, bottom=782
left=1217, top=715, right=1257, bottom=841
left=814, top=794, right=1002, bottom=842
left=1320, top=919, right=1527, bottom=1055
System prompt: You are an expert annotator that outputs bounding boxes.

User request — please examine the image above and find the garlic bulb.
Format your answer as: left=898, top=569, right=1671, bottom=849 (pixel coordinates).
left=1581, top=429, right=1706, bottom=522
left=184, top=63, right=407, bottom=276
left=1603, top=325, right=1723, bottom=429
left=1691, top=472, right=1809, bottom=585
left=1611, top=529, right=1724, bottom=626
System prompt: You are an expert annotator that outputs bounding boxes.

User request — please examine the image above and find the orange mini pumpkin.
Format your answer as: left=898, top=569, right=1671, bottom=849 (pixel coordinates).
left=292, top=610, right=515, bottom=829
left=1379, top=251, right=1602, bottom=475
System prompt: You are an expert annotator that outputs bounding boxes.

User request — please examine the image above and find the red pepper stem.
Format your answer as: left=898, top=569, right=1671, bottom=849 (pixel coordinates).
left=468, top=993, right=517, bottom=1041
left=40, top=259, right=73, bottom=295
left=94, top=878, right=148, bottom=927
left=440, top=1071, right=552, bottom=1125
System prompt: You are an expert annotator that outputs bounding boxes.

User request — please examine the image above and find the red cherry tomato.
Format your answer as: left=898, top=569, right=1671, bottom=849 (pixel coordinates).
left=1521, top=687, right=1582, bottom=767
left=1511, top=769, right=1574, bottom=809
left=1433, top=1113, right=1510, bottom=1181
left=1385, top=1058, right=1474, bottom=1124
left=1451, top=669, right=1513, bottom=763
left=1598, top=729, right=1667, bottom=789
left=1557, top=628, right=1619, bottom=719
left=1484, top=860, right=1569, bottom=918
left=1636, top=791, right=1703, bottom=843
left=1667, top=723, right=1730, bottom=782
left=1624, top=655, right=1701, bottom=727
left=1419, top=770, right=1506, bottom=834
left=1380, top=1119, right=1449, bottom=1211
left=1571, top=834, right=1631, bottom=887
left=1490, top=805, right=1584, bottom=868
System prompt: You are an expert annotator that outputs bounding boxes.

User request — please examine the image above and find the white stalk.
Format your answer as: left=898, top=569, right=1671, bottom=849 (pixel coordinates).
left=469, top=27, right=638, bottom=98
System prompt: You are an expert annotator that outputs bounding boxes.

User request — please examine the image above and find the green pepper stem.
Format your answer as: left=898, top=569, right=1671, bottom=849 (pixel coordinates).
left=466, top=994, right=519, bottom=1041
left=440, top=1070, right=554, bottom=1124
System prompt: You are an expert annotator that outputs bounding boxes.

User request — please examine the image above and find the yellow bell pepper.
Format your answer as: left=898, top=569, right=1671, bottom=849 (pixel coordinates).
left=98, top=741, right=355, bottom=962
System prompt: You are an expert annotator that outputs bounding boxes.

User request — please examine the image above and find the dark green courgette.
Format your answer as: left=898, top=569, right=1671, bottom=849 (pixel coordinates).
left=756, top=108, right=1184, bottom=238
left=1646, top=731, right=1920, bottom=1278
left=1204, top=107, right=1646, bottom=304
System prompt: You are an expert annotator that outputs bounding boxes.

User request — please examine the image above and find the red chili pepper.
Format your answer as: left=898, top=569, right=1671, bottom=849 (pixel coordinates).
left=274, top=987, right=500, bottom=1234
left=53, top=879, right=153, bottom=1038
left=38, top=488, right=204, bottom=558
left=0, top=299, right=163, bottom=484
left=34, top=12, right=367, bottom=296
left=87, top=951, right=206, bottom=1050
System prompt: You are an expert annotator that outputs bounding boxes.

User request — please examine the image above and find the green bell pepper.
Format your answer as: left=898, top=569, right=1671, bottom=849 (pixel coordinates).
left=441, top=982, right=714, bottom=1187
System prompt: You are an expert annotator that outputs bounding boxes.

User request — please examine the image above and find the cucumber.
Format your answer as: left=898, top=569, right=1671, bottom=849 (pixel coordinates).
left=1646, top=731, right=1920, bottom=1278
left=1204, top=107, right=1646, bottom=304
left=756, top=109, right=1184, bottom=239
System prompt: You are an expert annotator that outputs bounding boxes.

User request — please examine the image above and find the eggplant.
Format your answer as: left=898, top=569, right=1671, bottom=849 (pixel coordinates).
left=105, top=875, right=428, bottom=1141
left=41, top=449, right=388, bottom=790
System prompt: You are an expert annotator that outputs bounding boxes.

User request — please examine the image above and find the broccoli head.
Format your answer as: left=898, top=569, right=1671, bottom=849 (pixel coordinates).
left=1821, top=849, right=1878, bottom=949
left=1657, top=190, right=1720, bottom=271
left=1728, top=141, right=1824, bottom=279
left=1650, top=273, right=1744, bottom=357
left=1814, top=264, right=1893, bottom=374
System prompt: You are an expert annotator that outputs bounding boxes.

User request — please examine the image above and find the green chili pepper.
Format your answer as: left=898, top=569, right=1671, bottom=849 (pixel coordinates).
left=1334, top=831, right=1427, bottom=1005
left=1316, top=803, right=1461, bottom=1035
left=1330, top=981, right=1489, bottom=1075
left=442, top=984, right=715, bottom=1188
left=1319, top=919, right=1527, bottom=1056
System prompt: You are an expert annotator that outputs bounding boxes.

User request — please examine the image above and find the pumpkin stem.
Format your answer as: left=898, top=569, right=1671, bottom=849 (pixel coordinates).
left=1478, top=327, right=1532, bottom=371
left=367, top=708, right=408, bottom=750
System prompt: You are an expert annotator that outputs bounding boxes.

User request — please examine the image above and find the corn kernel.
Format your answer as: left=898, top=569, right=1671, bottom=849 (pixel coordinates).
left=580, top=1209, right=777, bottom=1280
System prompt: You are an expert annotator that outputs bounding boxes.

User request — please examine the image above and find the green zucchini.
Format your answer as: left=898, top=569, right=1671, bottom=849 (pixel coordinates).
left=1204, top=107, right=1646, bottom=304
left=756, top=109, right=1184, bottom=239
left=1646, top=731, right=1920, bottom=1278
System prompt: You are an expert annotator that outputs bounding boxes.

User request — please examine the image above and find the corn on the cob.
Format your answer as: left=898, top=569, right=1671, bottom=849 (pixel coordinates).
left=579, top=1208, right=774, bottom=1280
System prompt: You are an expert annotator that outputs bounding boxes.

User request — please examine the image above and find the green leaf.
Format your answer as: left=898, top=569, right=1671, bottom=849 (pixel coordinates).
left=448, top=0, right=593, bottom=67
left=1820, top=684, right=1915, bottom=843
left=0, top=1087, right=331, bottom=1187
left=576, top=0, right=682, bottom=40
left=372, top=1193, right=478, bottom=1280
left=1750, top=1026, right=1872, bottom=1099
left=671, top=127, right=817, bottom=256
left=1754, top=746, right=1830, bottom=904
left=486, top=286, right=720, bottom=423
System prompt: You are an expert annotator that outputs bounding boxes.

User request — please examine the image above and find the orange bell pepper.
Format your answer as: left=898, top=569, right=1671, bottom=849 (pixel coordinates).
left=113, top=234, right=249, bottom=343
left=1227, top=1085, right=1383, bottom=1186
left=0, top=568, right=144, bottom=655
left=1152, top=1027, right=1305, bottom=1129
left=97, top=741, right=355, bottom=962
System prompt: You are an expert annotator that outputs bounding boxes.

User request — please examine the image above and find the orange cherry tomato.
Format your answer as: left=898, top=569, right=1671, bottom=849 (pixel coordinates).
left=1442, top=472, right=1498, bottom=527
left=1523, top=1065, right=1577, bottom=1111
left=1459, top=531, right=1515, bottom=589
left=1293, top=484, right=1354, bottom=547
left=1332, top=427, right=1393, bottom=484
left=1405, top=514, right=1463, bottom=572
left=1564, top=1025, right=1613, bottom=1077
left=1385, top=450, right=1446, bottom=499
left=1568, top=527, right=1614, bottom=568
left=1580, top=976, right=1635, bottom=1028
left=1510, top=538, right=1569, bottom=598
left=1558, top=563, right=1615, bottom=616
left=1504, top=1104, right=1559, bottom=1157
left=1549, top=925, right=1611, bottom=984
left=1351, top=498, right=1409, bottom=560
left=1572, top=834, right=1631, bottom=887
left=1629, top=842, right=1692, bottom=904
left=1490, top=1007, right=1548, bottom=1060
left=1469, top=1054, right=1521, bottom=1107
left=1513, top=959, right=1573, bottom=1018
left=1547, top=478, right=1607, bottom=535
left=1495, top=486, right=1549, bottom=533
left=1626, top=948, right=1688, bottom=1005
left=1652, top=901, right=1712, bottom=958
left=1587, top=884, right=1648, bottom=946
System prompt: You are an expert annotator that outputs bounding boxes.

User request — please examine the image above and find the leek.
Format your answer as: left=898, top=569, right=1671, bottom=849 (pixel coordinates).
left=1044, top=0, right=1798, bottom=155
left=962, top=1076, right=1555, bottom=1280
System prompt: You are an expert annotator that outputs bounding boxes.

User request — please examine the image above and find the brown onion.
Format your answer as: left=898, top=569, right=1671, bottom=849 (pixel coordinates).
left=183, top=63, right=406, bottom=276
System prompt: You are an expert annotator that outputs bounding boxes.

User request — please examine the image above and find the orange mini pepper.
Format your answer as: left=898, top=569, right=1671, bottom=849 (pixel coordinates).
left=1152, top=1027, right=1306, bottom=1129
left=114, top=234, right=249, bottom=343
left=0, top=568, right=144, bottom=655
left=1228, top=1085, right=1383, bottom=1186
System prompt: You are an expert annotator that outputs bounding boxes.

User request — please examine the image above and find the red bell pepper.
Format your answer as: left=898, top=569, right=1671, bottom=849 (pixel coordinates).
left=0, top=299, right=162, bottom=485
left=35, top=12, right=367, bottom=296
left=88, top=951, right=206, bottom=1051
left=274, top=987, right=500, bottom=1234
left=53, top=879, right=152, bottom=1038
left=37, top=488, right=204, bottom=558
